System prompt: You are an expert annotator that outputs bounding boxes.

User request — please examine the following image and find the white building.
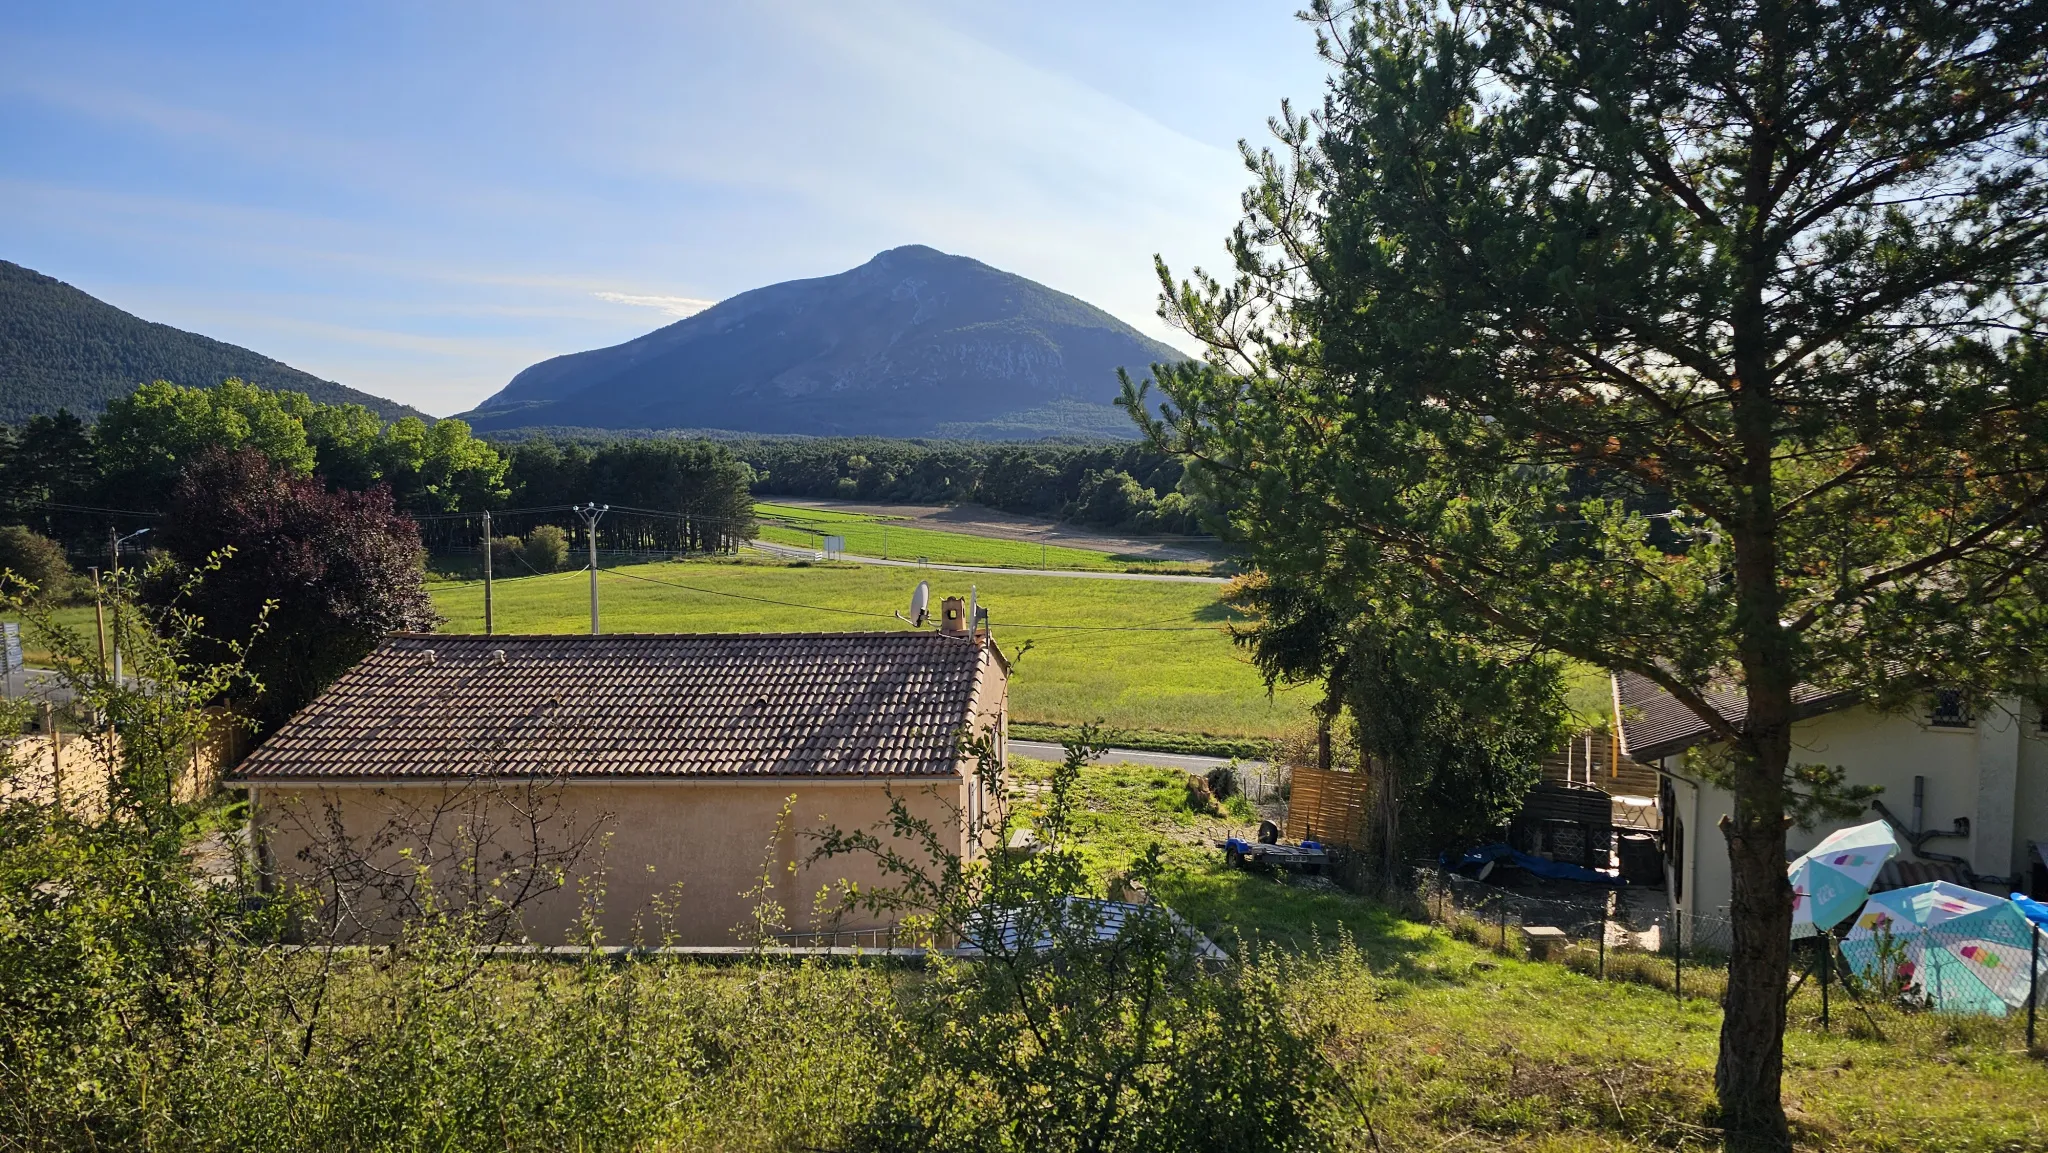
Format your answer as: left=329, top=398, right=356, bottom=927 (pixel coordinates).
left=1614, top=672, right=2048, bottom=944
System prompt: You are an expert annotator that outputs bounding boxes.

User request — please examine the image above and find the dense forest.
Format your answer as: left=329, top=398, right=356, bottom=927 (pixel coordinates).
left=0, top=259, right=423, bottom=424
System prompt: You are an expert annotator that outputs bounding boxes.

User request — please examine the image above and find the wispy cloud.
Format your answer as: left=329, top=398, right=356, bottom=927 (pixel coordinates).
left=594, top=291, right=716, bottom=317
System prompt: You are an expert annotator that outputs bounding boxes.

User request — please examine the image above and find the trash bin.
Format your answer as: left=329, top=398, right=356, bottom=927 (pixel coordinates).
left=1618, top=832, right=1661, bottom=887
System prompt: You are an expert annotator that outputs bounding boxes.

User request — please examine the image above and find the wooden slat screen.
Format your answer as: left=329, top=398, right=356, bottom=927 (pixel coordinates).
left=1284, top=764, right=1371, bottom=848
left=1539, top=730, right=1661, bottom=796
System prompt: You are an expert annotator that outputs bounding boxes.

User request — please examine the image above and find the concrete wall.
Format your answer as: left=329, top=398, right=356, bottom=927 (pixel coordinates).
left=1668, top=697, right=2048, bottom=925
left=253, top=775, right=971, bottom=946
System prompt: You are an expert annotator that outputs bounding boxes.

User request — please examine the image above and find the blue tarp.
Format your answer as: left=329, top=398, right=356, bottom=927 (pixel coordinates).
left=2009, top=892, right=2048, bottom=929
left=1445, top=842, right=1625, bottom=886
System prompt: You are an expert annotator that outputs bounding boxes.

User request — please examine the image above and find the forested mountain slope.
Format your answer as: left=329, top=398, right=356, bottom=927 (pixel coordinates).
left=0, top=260, right=423, bottom=424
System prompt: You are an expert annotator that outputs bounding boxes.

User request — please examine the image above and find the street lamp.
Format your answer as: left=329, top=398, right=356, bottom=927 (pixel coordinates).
left=109, top=527, right=151, bottom=685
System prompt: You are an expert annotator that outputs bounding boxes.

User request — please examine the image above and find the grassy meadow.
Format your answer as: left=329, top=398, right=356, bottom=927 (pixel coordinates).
left=431, top=558, right=1315, bottom=739
left=754, top=501, right=1216, bottom=573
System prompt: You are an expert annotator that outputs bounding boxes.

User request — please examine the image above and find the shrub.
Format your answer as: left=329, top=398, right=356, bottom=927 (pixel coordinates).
left=1205, top=763, right=1239, bottom=801
left=810, top=731, right=1336, bottom=1150
left=0, top=525, right=71, bottom=602
left=519, top=524, right=571, bottom=571
left=489, top=534, right=523, bottom=568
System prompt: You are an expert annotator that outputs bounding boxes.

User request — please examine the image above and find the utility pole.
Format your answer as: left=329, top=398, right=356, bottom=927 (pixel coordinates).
left=108, top=528, right=120, bottom=686
left=481, top=509, right=494, bottom=636
left=576, top=504, right=609, bottom=635
left=108, top=527, right=151, bottom=685
left=90, top=568, right=106, bottom=672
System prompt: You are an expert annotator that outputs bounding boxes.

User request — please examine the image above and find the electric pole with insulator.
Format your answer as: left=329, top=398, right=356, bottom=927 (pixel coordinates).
left=576, top=503, right=608, bottom=635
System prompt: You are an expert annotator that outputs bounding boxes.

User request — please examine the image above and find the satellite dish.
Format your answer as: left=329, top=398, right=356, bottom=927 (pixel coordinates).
left=903, top=580, right=931, bottom=627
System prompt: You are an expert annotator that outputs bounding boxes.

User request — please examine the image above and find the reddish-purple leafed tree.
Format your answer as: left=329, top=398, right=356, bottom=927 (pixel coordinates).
left=155, top=447, right=438, bottom=729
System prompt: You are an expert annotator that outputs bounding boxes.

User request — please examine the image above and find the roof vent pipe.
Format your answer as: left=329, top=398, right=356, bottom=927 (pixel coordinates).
left=421, top=649, right=437, bottom=665
left=492, top=649, right=508, bottom=667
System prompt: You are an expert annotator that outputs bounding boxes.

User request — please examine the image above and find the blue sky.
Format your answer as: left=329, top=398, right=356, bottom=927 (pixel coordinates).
left=0, top=2, right=1330, bottom=415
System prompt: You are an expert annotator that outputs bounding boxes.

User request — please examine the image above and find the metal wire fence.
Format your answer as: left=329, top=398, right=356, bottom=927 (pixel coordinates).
left=1415, top=865, right=2048, bottom=1051
left=1417, top=866, right=1732, bottom=1002
left=1222, top=762, right=1290, bottom=806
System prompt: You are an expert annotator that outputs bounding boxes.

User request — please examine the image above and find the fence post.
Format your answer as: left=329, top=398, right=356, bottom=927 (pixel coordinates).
left=1598, top=909, right=1607, bottom=980
left=2030, top=923, right=2039, bottom=1053
left=1499, top=898, right=1508, bottom=953
left=1820, top=934, right=1830, bottom=1031
left=1673, top=914, right=1683, bottom=1001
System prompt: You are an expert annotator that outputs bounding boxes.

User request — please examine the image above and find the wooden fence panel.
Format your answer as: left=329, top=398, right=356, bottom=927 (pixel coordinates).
left=1284, top=764, right=1370, bottom=848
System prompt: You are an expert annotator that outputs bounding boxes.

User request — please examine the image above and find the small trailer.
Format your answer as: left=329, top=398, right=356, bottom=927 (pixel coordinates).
left=1220, top=836, right=1330, bottom=875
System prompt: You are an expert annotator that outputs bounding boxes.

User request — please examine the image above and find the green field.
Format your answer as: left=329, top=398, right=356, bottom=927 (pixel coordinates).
left=432, top=558, right=1312, bottom=739
left=754, top=502, right=1215, bottom=573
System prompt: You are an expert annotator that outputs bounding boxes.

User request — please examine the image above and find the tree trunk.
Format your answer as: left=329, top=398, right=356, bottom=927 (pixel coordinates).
left=1715, top=743, right=1794, bottom=1151
left=1719, top=333, right=1796, bottom=1147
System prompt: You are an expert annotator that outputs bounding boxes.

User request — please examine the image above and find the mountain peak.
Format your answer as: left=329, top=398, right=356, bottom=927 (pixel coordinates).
left=466, top=249, right=1185, bottom=439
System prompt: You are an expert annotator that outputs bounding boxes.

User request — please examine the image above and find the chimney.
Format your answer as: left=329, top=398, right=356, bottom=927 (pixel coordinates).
left=939, top=596, right=968, bottom=635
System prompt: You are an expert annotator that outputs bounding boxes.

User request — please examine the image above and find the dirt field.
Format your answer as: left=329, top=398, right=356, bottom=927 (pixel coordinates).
left=764, top=499, right=1227, bottom=563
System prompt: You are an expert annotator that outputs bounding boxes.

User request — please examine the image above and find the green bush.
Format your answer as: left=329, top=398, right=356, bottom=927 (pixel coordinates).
left=0, top=525, right=71, bottom=602
left=810, top=730, right=1335, bottom=1151
left=518, top=524, right=570, bottom=572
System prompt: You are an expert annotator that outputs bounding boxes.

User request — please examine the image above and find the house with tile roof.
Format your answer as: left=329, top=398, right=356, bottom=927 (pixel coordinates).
left=235, top=625, right=1009, bottom=945
left=1613, top=671, right=2048, bottom=945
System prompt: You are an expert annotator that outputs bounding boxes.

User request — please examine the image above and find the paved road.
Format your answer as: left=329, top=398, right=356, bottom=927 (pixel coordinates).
left=746, top=540, right=1228, bottom=584
left=1009, top=739, right=1267, bottom=773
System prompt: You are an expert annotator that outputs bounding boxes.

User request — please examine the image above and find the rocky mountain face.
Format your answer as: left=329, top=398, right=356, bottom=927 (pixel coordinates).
left=464, top=246, right=1186, bottom=438
left=0, top=259, right=422, bottom=424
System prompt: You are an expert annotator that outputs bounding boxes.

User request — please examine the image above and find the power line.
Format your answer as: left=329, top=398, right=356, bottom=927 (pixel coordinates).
left=15, top=500, right=163, bottom=518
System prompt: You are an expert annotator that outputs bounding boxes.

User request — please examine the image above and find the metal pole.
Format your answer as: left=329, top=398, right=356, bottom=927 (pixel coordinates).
left=576, top=504, right=608, bottom=635
left=1599, top=908, right=1607, bottom=980
left=1674, top=915, right=1683, bottom=1001
left=482, top=509, right=494, bottom=636
left=91, top=568, right=106, bottom=673
left=1499, top=898, right=1507, bottom=952
left=108, top=528, right=120, bottom=687
left=2030, top=924, right=2039, bottom=1052
left=1821, top=935, right=1830, bottom=1030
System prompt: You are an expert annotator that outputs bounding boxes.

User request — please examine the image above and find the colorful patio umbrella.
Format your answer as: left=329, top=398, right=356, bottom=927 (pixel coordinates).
left=1840, top=881, right=2046, bottom=1015
left=1789, top=819, right=1899, bottom=938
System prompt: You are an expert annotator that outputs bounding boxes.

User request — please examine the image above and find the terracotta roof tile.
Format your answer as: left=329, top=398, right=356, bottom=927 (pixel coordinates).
left=233, top=632, right=996, bottom=782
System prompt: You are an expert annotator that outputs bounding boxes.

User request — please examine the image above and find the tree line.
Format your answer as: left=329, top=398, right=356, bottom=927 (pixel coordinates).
left=0, top=379, right=765, bottom=559
left=726, top=436, right=1213, bottom=535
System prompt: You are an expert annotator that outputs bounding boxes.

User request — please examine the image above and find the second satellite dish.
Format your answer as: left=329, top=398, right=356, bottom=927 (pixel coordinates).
left=907, top=581, right=931, bottom=627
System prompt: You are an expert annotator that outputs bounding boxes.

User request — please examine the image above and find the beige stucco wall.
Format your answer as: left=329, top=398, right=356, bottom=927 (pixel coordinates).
left=246, top=637, right=1012, bottom=946
left=1667, top=697, right=2048, bottom=928
left=253, top=775, right=972, bottom=945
